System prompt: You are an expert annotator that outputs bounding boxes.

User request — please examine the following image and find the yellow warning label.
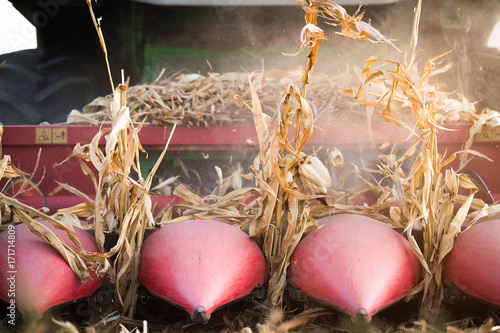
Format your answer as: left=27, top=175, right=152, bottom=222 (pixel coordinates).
left=36, top=129, right=51, bottom=143
left=51, top=128, right=67, bottom=143
left=35, top=127, right=68, bottom=144
left=476, top=127, right=500, bottom=142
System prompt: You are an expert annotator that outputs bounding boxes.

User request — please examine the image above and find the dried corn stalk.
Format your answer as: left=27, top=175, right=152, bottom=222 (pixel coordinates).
left=232, top=0, right=403, bottom=308
left=349, top=0, right=494, bottom=320
left=0, top=1, right=115, bottom=291
left=59, top=82, right=177, bottom=318
left=81, top=2, right=178, bottom=318
left=7, top=1, right=178, bottom=323
left=238, top=80, right=324, bottom=307
left=0, top=125, right=30, bottom=185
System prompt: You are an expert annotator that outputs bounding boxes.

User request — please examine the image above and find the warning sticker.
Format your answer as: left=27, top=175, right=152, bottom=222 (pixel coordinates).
left=476, top=127, right=500, bottom=142
left=51, top=128, right=67, bottom=143
left=35, top=127, right=68, bottom=144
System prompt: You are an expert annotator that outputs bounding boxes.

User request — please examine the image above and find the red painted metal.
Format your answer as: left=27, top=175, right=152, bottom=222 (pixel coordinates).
left=288, top=214, right=421, bottom=319
left=0, top=221, right=107, bottom=314
left=443, top=219, right=500, bottom=307
left=139, top=219, right=267, bottom=321
left=0, top=124, right=475, bottom=151
left=2, top=123, right=500, bottom=213
left=14, top=195, right=183, bottom=216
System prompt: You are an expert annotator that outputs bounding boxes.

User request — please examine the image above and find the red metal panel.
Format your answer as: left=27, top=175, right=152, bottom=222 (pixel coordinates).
left=2, top=123, right=500, bottom=213
left=1, top=124, right=474, bottom=149
left=15, top=195, right=183, bottom=216
left=1, top=125, right=260, bottom=149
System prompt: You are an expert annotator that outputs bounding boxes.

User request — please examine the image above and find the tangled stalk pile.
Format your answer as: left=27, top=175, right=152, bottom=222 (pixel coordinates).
left=67, top=69, right=371, bottom=127
left=66, top=67, right=488, bottom=130
left=1, top=2, right=176, bottom=330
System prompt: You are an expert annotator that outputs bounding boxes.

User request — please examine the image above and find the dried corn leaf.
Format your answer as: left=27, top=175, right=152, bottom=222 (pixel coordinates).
left=0, top=122, right=110, bottom=280
left=0, top=154, right=29, bottom=179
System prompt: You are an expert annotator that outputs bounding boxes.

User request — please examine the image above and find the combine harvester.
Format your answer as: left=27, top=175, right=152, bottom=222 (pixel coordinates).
left=1, top=121, right=500, bottom=323
left=2, top=0, right=500, bottom=326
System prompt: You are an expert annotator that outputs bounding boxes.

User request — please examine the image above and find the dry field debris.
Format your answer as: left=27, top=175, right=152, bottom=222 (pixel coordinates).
left=2, top=0, right=500, bottom=332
